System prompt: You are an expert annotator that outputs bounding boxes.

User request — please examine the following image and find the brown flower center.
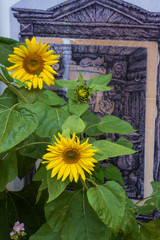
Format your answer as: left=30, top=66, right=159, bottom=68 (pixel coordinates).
left=63, top=149, right=80, bottom=164
left=23, top=54, right=44, bottom=74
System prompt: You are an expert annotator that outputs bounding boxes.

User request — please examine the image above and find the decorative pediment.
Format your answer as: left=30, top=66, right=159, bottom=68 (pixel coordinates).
left=47, top=0, right=160, bottom=25
left=12, top=0, right=160, bottom=26
left=53, top=2, right=139, bottom=24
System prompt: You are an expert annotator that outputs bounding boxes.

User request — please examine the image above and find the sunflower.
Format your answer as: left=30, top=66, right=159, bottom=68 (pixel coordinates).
left=42, top=133, right=98, bottom=182
left=7, top=37, right=60, bottom=90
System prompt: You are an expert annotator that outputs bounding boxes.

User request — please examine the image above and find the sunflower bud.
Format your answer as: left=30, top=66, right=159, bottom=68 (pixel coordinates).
left=74, top=83, right=92, bottom=102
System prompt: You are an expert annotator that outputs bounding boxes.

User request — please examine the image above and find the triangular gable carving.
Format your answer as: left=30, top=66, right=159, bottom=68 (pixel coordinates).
left=47, top=0, right=160, bottom=25
left=54, top=2, right=139, bottom=24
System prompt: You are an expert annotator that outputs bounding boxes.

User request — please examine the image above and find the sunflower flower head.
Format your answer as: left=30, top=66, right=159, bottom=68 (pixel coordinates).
left=42, top=133, right=98, bottom=182
left=7, top=37, right=60, bottom=90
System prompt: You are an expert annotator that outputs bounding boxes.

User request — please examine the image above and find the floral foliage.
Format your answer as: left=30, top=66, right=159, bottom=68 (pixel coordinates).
left=0, top=36, right=159, bottom=240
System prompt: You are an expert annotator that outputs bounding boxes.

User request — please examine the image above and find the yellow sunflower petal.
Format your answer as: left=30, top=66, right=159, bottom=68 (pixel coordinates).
left=76, top=164, right=86, bottom=181
left=62, top=165, right=71, bottom=181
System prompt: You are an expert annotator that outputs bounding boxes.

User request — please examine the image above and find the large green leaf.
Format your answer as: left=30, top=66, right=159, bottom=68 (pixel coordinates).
left=45, top=190, right=111, bottom=240
left=47, top=170, right=69, bottom=203
left=97, top=115, right=136, bottom=134
left=29, top=223, right=61, bottom=240
left=0, top=103, right=38, bottom=153
left=87, top=73, right=112, bottom=89
left=0, top=151, right=17, bottom=192
left=18, top=134, right=49, bottom=159
left=62, top=115, right=86, bottom=134
left=0, top=87, right=18, bottom=108
left=31, top=102, right=70, bottom=137
left=93, top=140, right=136, bottom=158
left=18, top=88, right=44, bottom=104
left=140, top=219, right=160, bottom=240
left=87, top=181, right=126, bottom=233
left=43, top=90, right=67, bottom=105
left=119, top=199, right=141, bottom=240
left=81, top=110, right=103, bottom=136
left=68, top=99, right=89, bottom=116
left=0, top=36, right=19, bottom=67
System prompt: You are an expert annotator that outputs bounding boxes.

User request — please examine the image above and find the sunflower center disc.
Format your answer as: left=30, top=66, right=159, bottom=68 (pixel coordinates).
left=78, top=89, right=87, bottom=97
left=23, top=54, right=44, bottom=74
left=64, top=149, right=80, bottom=163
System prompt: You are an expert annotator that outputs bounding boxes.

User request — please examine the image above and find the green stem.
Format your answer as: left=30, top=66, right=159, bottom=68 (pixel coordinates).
left=134, top=196, right=153, bottom=206
left=15, top=142, right=50, bottom=151
left=0, top=73, right=29, bottom=104
left=80, top=178, right=88, bottom=191
left=81, top=132, right=85, bottom=142
left=86, top=178, right=97, bottom=187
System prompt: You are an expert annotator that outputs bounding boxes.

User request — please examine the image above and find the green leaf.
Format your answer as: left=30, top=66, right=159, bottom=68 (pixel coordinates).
left=140, top=219, right=160, bottom=240
left=0, top=103, right=38, bottom=153
left=66, top=89, right=75, bottom=100
left=0, top=87, right=18, bottom=108
left=33, top=164, right=47, bottom=182
left=87, top=181, right=126, bottom=233
left=32, top=102, right=70, bottom=138
left=0, top=151, right=17, bottom=192
left=62, top=115, right=86, bottom=134
left=62, top=128, right=70, bottom=138
left=0, top=36, right=19, bottom=67
left=45, top=190, right=111, bottom=240
left=78, top=72, right=83, bottom=84
left=29, top=223, right=61, bottom=240
left=14, top=79, right=29, bottom=88
left=69, top=99, right=89, bottom=116
left=97, top=115, right=136, bottom=134
left=18, top=134, right=49, bottom=159
left=116, top=137, right=133, bottom=149
left=39, top=180, right=48, bottom=191
left=17, top=153, right=37, bottom=180
left=0, top=65, right=14, bottom=82
left=120, top=198, right=141, bottom=240
left=135, top=198, right=155, bottom=216
left=151, top=182, right=160, bottom=211
left=91, top=85, right=112, bottom=92
left=81, top=110, right=103, bottom=136
left=93, top=140, right=136, bottom=158
left=55, top=80, right=79, bottom=89
left=91, top=146, right=108, bottom=161
left=47, top=170, right=69, bottom=203
left=43, top=90, right=67, bottom=105
left=104, top=163, right=125, bottom=185
left=87, top=73, right=112, bottom=88
left=18, top=88, right=44, bottom=104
